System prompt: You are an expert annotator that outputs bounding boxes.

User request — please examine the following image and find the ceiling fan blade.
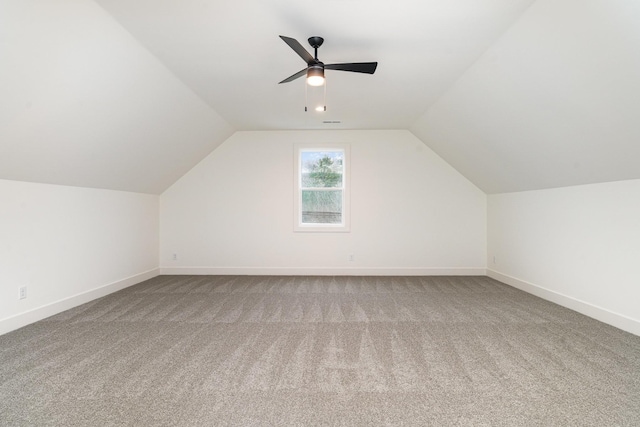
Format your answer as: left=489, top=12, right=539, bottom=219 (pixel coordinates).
left=279, top=68, right=307, bottom=84
left=279, top=35, right=315, bottom=64
left=325, top=62, right=378, bottom=74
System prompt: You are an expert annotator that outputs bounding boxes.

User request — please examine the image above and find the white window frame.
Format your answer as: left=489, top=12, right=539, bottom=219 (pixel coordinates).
left=294, top=143, right=350, bottom=233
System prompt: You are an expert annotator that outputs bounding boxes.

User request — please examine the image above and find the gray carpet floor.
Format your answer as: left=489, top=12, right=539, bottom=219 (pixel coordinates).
left=1, top=275, right=639, bottom=426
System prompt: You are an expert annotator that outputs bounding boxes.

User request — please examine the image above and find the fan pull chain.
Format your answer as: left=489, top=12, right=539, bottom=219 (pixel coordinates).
left=322, top=80, right=327, bottom=111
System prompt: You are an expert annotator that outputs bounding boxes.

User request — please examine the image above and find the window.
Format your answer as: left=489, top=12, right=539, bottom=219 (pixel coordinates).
left=294, top=144, right=350, bottom=232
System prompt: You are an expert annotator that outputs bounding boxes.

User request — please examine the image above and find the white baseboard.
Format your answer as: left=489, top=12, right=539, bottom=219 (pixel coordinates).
left=160, top=266, right=487, bottom=276
left=7, top=268, right=636, bottom=337
left=487, top=269, right=640, bottom=336
left=0, top=268, right=160, bottom=336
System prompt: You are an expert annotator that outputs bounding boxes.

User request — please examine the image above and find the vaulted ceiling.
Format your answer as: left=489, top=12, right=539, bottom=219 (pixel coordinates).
left=92, top=0, right=535, bottom=130
left=2, top=0, right=639, bottom=194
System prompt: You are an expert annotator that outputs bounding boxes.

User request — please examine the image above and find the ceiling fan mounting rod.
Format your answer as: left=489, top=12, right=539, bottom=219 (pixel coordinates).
left=308, top=36, right=324, bottom=61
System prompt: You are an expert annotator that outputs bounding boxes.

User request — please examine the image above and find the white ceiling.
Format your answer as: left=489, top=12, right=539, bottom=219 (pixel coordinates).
left=1, top=0, right=233, bottom=194
left=92, top=0, right=536, bottom=130
left=412, top=0, right=640, bottom=193
left=2, top=0, right=639, bottom=194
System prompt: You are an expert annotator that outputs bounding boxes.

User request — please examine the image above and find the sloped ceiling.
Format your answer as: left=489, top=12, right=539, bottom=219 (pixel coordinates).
left=1, top=0, right=233, bottom=194
left=412, top=0, right=640, bottom=193
left=2, top=0, right=639, bottom=195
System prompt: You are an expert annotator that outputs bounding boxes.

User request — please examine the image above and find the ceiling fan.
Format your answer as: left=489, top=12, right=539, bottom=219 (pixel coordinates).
left=278, top=35, right=378, bottom=86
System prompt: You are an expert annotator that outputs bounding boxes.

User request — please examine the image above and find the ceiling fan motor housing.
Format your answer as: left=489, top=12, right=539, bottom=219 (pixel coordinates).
left=278, top=35, right=378, bottom=84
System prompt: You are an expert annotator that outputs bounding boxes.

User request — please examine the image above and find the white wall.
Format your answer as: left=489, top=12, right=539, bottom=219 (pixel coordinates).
left=488, top=179, right=640, bottom=335
left=160, top=130, right=486, bottom=275
left=0, top=179, right=159, bottom=334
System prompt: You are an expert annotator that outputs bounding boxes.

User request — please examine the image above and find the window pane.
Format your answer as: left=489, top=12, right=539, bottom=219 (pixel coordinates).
left=301, top=190, right=342, bottom=224
left=301, top=151, right=343, bottom=188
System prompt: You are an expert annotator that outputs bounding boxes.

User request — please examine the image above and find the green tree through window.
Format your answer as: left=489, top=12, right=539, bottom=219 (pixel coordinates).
left=299, top=150, right=345, bottom=226
left=307, top=155, right=342, bottom=187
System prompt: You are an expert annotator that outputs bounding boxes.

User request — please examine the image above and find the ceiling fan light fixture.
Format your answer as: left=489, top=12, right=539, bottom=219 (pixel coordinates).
left=306, top=65, right=325, bottom=86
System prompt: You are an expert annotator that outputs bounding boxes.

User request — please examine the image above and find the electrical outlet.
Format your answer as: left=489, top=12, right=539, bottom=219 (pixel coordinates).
left=19, top=286, right=27, bottom=300
left=493, top=256, right=496, bottom=265
left=172, top=253, right=178, bottom=261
